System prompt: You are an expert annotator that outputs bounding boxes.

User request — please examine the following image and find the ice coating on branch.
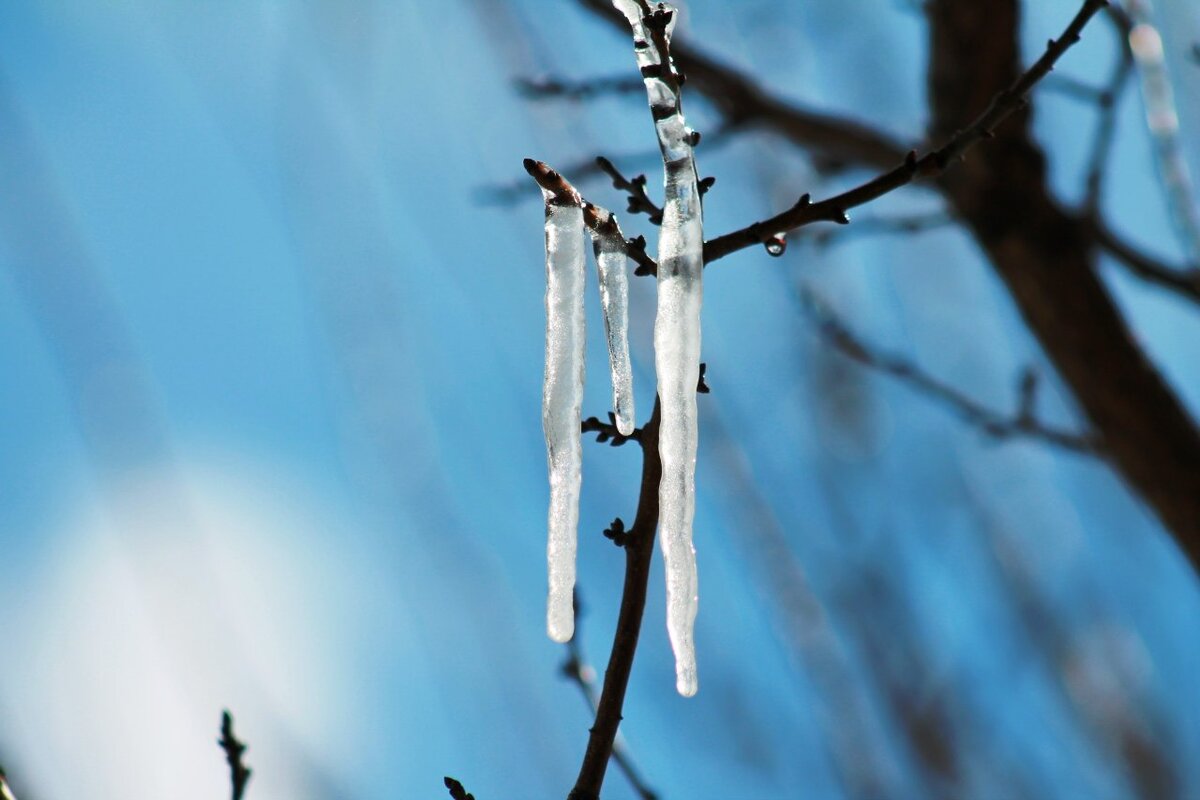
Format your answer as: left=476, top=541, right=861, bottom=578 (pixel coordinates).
left=540, top=182, right=587, bottom=644
left=617, top=0, right=703, bottom=697
left=585, top=203, right=636, bottom=436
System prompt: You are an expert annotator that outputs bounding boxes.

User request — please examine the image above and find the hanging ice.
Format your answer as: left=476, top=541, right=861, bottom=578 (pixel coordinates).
left=528, top=159, right=587, bottom=644
left=614, top=0, right=703, bottom=697
left=585, top=203, right=636, bottom=436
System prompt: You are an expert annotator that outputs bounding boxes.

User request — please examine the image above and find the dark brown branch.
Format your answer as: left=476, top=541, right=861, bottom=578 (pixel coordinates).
left=568, top=399, right=661, bottom=800
left=524, top=158, right=660, bottom=276
left=807, top=296, right=1100, bottom=454
left=582, top=411, right=643, bottom=447
left=703, top=0, right=1111, bottom=264
left=596, top=156, right=663, bottom=224
left=1094, top=222, right=1200, bottom=301
left=562, top=594, right=659, bottom=800
left=219, top=711, right=252, bottom=800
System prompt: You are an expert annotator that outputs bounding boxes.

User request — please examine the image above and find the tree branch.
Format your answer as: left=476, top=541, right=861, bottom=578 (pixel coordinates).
left=218, top=711, right=252, bottom=800
left=562, top=593, right=659, bottom=800
left=568, top=399, right=661, bottom=800
left=805, top=293, right=1100, bottom=454
left=703, top=0, right=1111, bottom=264
left=1094, top=222, right=1200, bottom=302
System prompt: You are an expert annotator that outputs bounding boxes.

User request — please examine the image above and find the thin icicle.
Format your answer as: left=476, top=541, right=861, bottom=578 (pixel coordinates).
left=585, top=203, right=636, bottom=436
left=614, top=0, right=703, bottom=697
left=527, top=159, right=587, bottom=644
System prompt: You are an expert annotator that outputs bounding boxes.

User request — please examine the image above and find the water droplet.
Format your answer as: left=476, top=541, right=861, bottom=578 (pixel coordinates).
left=763, top=233, right=787, bottom=257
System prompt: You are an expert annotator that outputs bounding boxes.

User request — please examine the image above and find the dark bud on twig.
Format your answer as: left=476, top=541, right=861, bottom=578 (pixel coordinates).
left=698, top=176, right=716, bottom=195
left=604, top=517, right=631, bottom=547
left=444, top=777, right=476, bottom=800
left=697, top=362, right=711, bottom=394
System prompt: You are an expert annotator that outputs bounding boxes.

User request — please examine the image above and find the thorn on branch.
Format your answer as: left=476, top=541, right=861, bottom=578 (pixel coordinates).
left=582, top=412, right=643, bottom=446
left=219, top=711, right=252, bottom=800
left=596, top=156, right=664, bottom=224
left=444, top=777, right=476, bottom=800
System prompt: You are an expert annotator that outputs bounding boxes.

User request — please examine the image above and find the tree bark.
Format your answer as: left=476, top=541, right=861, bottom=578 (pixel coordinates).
left=927, top=0, right=1200, bottom=570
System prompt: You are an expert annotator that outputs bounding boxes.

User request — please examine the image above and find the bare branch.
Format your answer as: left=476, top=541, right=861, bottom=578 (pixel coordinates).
left=595, top=156, right=663, bottom=224
left=804, top=293, right=1101, bottom=455
left=219, top=711, right=252, bottom=800
left=1094, top=222, right=1200, bottom=302
left=561, top=593, right=659, bottom=800
left=568, top=399, right=662, bottom=800
left=1082, top=6, right=1136, bottom=214
left=703, top=0, right=1111, bottom=264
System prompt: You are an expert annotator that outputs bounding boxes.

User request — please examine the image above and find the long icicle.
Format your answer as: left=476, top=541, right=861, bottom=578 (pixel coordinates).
left=526, top=159, right=587, bottom=643
left=585, top=203, right=636, bottom=436
left=614, top=0, right=703, bottom=697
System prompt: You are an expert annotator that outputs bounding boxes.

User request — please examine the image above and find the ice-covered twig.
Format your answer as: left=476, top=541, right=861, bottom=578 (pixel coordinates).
left=584, top=202, right=637, bottom=434
left=525, top=158, right=588, bottom=643
left=613, top=0, right=704, bottom=699
left=219, top=711, right=252, bottom=800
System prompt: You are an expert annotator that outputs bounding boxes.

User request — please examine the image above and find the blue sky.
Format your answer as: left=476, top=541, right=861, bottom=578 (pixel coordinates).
left=0, top=1, right=1197, bottom=798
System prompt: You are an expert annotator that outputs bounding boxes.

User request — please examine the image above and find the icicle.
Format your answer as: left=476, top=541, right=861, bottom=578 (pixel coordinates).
left=614, top=0, right=703, bottom=697
left=584, top=203, right=636, bottom=436
left=527, top=159, right=587, bottom=644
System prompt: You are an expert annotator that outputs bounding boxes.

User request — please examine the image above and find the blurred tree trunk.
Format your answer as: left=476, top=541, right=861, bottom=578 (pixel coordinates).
left=927, top=0, right=1200, bottom=569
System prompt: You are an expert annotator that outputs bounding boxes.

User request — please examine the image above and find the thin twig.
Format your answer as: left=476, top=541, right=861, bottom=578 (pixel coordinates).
left=562, top=593, right=659, bottom=800
left=596, top=156, right=663, bottom=224
left=803, top=294, right=1101, bottom=455
left=568, top=399, right=662, bottom=800
left=1094, top=222, right=1200, bottom=302
left=218, top=711, right=252, bottom=800
left=702, top=0, right=1111, bottom=264
left=582, top=411, right=644, bottom=446
left=1083, top=6, right=1135, bottom=214
left=524, top=158, right=659, bottom=276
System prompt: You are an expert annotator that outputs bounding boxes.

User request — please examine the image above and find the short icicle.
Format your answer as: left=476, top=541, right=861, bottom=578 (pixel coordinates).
left=585, top=203, right=636, bottom=436
left=614, top=0, right=703, bottom=697
left=527, top=159, right=586, bottom=644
